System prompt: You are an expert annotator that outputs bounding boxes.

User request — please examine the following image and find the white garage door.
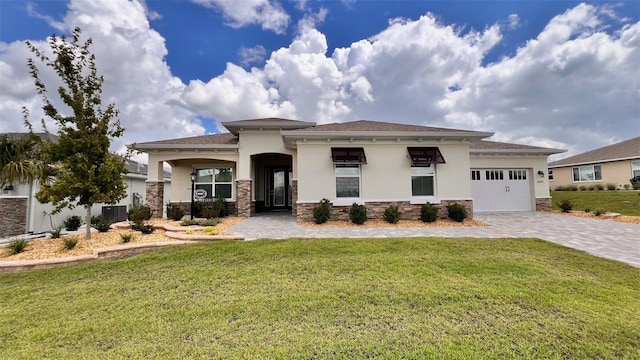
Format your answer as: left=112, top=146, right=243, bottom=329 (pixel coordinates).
left=471, top=169, right=533, bottom=212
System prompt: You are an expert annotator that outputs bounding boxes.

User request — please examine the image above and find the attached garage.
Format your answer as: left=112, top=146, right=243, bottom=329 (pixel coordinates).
left=471, top=169, right=533, bottom=212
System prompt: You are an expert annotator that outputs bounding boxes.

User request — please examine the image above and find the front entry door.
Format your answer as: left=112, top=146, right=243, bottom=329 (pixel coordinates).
left=265, top=168, right=292, bottom=210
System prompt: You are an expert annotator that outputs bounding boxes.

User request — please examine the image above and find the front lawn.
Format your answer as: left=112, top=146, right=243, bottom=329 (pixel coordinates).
left=1, top=238, right=638, bottom=359
left=551, top=190, right=640, bottom=216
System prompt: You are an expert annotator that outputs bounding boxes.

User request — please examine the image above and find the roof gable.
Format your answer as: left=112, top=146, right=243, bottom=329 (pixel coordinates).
left=136, top=133, right=238, bottom=147
left=549, top=136, right=640, bottom=167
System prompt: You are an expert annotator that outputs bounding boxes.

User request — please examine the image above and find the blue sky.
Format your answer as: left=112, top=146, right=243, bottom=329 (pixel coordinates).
left=0, top=0, right=638, bottom=160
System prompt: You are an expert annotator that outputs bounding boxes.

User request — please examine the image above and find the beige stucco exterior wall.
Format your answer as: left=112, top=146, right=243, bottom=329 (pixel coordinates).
left=296, top=141, right=472, bottom=204
left=237, top=131, right=297, bottom=179
left=470, top=155, right=551, bottom=200
left=549, top=159, right=639, bottom=190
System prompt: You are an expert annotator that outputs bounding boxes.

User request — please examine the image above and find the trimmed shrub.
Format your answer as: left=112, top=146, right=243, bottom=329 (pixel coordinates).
left=578, top=185, right=588, bottom=191
left=584, top=208, right=591, bottom=213
left=383, top=204, right=402, bottom=224
left=50, top=227, right=63, bottom=239
left=7, top=238, right=28, bottom=255
left=558, top=199, right=573, bottom=213
left=120, top=232, right=135, bottom=243
left=201, top=205, right=220, bottom=220
left=63, top=215, right=82, bottom=231
left=139, top=224, right=155, bottom=234
left=349, top=203, right=367, bottom=225
left=180, top=219, right=200, bottom=226
left=420, top=203, right=439, bottom=223
left=128, top=204, right=153, bottom=223
left=606, top=183, right=617, bottom=190
left=199, top=218, right=220, bottom=227
left=566, top=185, right=578, bottom=191
left=166, top=204, right=185, bottom=221
left=62, top=236, right=79, bottom=250
left=203, top=227, right=217, bottom=235
left=446, top=203, right=468, bottom=223
left=213, top=197, right=228, bottom=218
left=313, top=198, right=331, bottom=224
left=587, top=185, right=596, bottom=191
left=594, top=209, right=606, bottom=216
left=623, top=184, right=631, bottom=190
left=91, top=216, right=113, bottom=232
left=595, top=184, right=604, bottom=191
left=634, top=183, right=640, bottom=190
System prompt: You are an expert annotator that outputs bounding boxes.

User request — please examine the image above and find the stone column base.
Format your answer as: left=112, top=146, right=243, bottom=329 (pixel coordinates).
left=145, top=181, right=164, bottom=218
left=536, top=198, right=552, bottom=212
left=236, top=179, right=253, bottom=217
left=0, top=196, right=28, bottom=237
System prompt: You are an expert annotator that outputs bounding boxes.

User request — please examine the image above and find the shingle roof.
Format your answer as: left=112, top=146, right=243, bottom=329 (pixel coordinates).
left=548, top=136, right=640, bottom=167
left=470, top=140, right=551, bottom=150
left=124, top=158, right=170, bottom=177
left=294, top=120, right=477, bottom=133
left=136, top=133, right=238, bottom=146
left=222, top=117, right=314, bottom=126
left=1, top=132, right=59, bottom=142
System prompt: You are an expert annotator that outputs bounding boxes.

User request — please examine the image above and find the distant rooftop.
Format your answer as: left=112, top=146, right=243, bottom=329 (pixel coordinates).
left=549, top=136, right=640, bottom=167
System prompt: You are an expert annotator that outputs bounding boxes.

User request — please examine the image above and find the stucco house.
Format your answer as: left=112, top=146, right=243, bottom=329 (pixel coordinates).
left=548, top=136, right=640, bottom=190
left=136, top=118, right=563, bottom=221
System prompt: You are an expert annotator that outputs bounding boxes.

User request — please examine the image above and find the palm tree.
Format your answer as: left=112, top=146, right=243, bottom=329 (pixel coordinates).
left=0, top=133, right=51, bottom=187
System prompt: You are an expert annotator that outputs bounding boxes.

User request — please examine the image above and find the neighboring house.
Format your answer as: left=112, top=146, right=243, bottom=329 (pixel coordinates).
left=136, top=118, right=563, bottom=222
left=0, top=133, right=171, bottom=237
left=547, top=137, right=640, bottom=190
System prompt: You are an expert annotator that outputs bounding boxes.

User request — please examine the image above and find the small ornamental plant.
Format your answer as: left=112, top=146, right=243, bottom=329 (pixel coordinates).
left=62, top=236, right=79, bottom=250
left=313, top=198, right=331, bottom=224
left=91, top=216, right=113, bottom=232
left=594, top=209, right=606, bottom=217
left=64, top=215, right=82, bottom=231
left=446, top=203, right=468, bottom=223
left=558, top=199, right=573, bottom=213
left=139, top=224, right=155, bottom=234
left=349, top=203, right=367, bottom=225
left=420, top=203, right=439, bottom=223
left=383, top=204, right=401, bottom=224
left=120, top=233, right=135, bottom=243
left=50, top=227, right=63, bottom=239
left=166, top=203, right=185, bottom=221
left=7, top=238, right=28, bottom=255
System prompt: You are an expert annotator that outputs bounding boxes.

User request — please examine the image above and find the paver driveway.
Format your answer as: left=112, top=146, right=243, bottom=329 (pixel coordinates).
left=229, top=211, right=640, bottom=267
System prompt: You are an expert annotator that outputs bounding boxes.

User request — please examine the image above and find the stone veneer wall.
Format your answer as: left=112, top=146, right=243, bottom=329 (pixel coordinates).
left=535, top=198, right=552, bottom=212
left=236, top=180, right=253, bottom=217
left=291, top=180, right=298, bottom=217
left=296, top=200, right=473, bottom=223
left=145, top=181, right=164, bottom=218
left=0, top=197, right=28, bottom=237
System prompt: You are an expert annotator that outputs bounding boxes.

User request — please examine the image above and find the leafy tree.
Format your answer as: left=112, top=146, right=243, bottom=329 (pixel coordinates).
left=0, top=133, right=51, bottom=187
left=24, top=27, right=128, bottom=240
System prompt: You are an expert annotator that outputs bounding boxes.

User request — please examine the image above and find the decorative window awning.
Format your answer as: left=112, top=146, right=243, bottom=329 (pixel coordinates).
left=331, top=147, right=367, bottom=164
left=407, top=147, right=446, bottom=166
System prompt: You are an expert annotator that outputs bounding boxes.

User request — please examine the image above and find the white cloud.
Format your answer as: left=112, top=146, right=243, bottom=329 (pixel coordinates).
left=239, top=45, right=267, bottom=66
left=508, top=14, right=520, bottom=29
left=0, top=0, right=203, bottom=159
left=190, top=0, right=290, bottom=34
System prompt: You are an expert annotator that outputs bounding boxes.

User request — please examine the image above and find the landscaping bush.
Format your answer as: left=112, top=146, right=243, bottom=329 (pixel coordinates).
left=594, top=209, right=606, bottom=216
left=180, top=219, right=200, bottom=226
left=128, top=204, right=153, bottom=223
left=50, top=227, right=63, bottom=239
left=120, top=233, right=135, bottom=243
left=420, top=203, right=439, bottom=223
left=566, top=185, right=578, bottom=191
left=587, top=185, right=596, bottom=191
left=584, top=208, right=591, bottom=213
left=213, top=197, right=228, bottom=218
left=139, top=224, right=155, bottom=234
left=199, top=218, right=220, bottom=227
left=634, top=183, right=640, bottom=190
left=192, top=201, right=206, bottom=218
left=63, top=215, right=82, bottom=231
left=201, top=205, right=220, bottom=219
left=62, top=236, right=79, bottom=250
left=554, top=186, right=565, bottom=191
left=623, top=184, right=631, bottom=190
left=166, top=203, right=185, bottom=221
left=383, top=204, right=402, bottom=224
left=7, top=238, right=28, bottom=255
left=606, top=183, right=617, bottom=191
left=313, top=198, right=331, bottom=224
left=578, top=185, right=588, bottom=191
left=446, top=203, right=468, bottom=222
left=349, top=203, right=367, bottom=225
left=595, top=184, right=604, bottom=191
left=203, top=227, right=217, bottom=235
left=91, top=215, right=113, bottom=232
left=558, top=199, right=573, bottom=213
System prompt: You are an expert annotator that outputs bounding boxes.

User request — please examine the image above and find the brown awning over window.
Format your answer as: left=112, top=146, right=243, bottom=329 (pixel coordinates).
left=407, top=147, right=445, bottom=166
left=331, top=147, right=367, bottom=164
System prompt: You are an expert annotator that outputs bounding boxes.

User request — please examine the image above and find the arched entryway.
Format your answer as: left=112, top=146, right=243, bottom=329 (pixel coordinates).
left=252, top=153, right=293, bottom=213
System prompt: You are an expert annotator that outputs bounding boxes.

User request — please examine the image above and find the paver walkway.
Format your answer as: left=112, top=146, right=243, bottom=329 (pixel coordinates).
left=229, top=212, right=640, bottom=267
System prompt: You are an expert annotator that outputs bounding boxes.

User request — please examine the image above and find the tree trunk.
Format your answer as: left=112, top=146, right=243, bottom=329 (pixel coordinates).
left=85, top=205, right=92, bottom=240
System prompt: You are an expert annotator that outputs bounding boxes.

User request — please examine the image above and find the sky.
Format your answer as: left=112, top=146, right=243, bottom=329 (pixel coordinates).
left=0, top=0, right=638, bottom=163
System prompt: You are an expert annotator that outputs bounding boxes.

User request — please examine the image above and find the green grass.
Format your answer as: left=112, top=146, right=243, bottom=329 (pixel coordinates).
left=1, top=238, right=639, bottom=359
left=552, top=190, right=640, bottom=216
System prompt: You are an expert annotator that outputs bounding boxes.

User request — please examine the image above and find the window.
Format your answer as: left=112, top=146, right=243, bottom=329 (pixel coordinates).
left=632, top=161, right=640, bottom=177
left=572, top=165, right=602, bottom=182
left=471, top=170, right=481, bottom=181
left=485, top=170, right=504, bottom=180
left=548, top=169, right=554, bottom=181
left=412, top=166, right=435, bottom=196
left=336, top=165, right=360, bottom=198
left=195, top=167, right=233, bottom=199
left=508, top=170, right=527, bottom=180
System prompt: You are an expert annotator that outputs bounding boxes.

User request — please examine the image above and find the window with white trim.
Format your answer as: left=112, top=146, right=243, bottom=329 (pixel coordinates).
left=632, top=161, right=640, bottom=177
left=485, top=170, right=504, bottom=180
left=471, top=170, right=481, bottom=181
left=548, top=169, right=554, bottom=181
left=412, top=166, right=435, bottom=196
left=195, top=168, right=233, bottom=199
left=335, top=165, right=360, bottom=198
left=508, top=170, right=527, bottom=180
left=572, top=165, right=602, bottom=182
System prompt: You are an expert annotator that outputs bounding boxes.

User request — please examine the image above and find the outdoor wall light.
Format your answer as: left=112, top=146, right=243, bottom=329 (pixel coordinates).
left=537, top=170, right=545, bottom=177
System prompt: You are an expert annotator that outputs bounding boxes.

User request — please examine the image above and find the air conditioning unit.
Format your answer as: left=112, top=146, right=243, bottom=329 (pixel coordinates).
left=102, top=205, right=127, bottom=222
